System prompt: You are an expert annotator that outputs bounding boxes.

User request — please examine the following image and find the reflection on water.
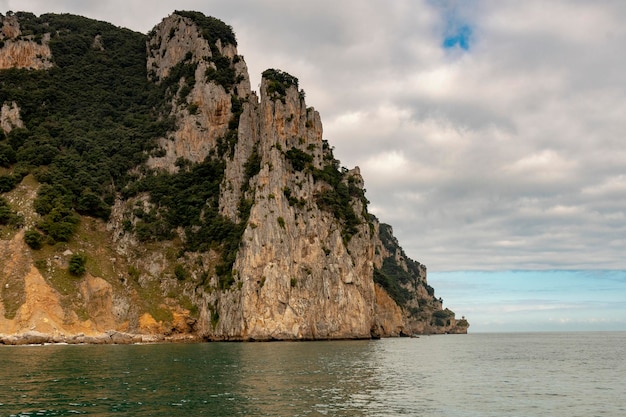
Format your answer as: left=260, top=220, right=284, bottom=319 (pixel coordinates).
left=0, top=340, right=382, bottom=416
left=238, top=341, right=382, bottom=415
left=0, top=333, right=625, bottom=416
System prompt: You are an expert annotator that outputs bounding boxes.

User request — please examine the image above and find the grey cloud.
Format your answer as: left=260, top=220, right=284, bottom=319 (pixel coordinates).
left=7, top=0, right=626, bottom=272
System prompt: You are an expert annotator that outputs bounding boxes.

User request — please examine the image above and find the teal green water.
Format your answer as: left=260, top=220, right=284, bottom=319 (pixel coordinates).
left=0, top=332, right=624, bottom=416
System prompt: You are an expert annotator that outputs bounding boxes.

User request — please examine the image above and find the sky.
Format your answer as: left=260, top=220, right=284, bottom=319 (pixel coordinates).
left=3, top=0, right=625, bottom=332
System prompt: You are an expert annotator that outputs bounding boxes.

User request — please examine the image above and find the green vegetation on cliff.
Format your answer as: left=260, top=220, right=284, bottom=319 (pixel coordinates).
left=262, top=68, right=301, bottom=103
left=375, top=222, right=436, bottom=313
left=0, top=196, right=21, bottom=227
left=0, top=11, right=256, bottom=293
left=0, top=12, right=242, bottom=248
left=155, top=11, right=241, bottom=92
left=282, top=142, right=368, bottom=243
left=0, top=13, right=168, bottom=244
left=172, top=10, right=237, bottom=47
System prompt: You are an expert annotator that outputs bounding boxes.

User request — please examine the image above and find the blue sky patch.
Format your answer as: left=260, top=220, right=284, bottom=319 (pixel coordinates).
left=429, top=0, right=474, bottom=51
left=443, top=24, right=472, bottom=50
left=428, top=270, right=626, bottom=332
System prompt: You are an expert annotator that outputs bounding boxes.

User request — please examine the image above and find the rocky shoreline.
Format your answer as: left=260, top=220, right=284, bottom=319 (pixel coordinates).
left=0, top=331, right=202, bottom=346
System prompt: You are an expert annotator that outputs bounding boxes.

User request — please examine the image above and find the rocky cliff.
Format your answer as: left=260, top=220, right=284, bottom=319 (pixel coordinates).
left=0, top=13, right=52, bottom=70
left=0, top=11, right=467, bottom=343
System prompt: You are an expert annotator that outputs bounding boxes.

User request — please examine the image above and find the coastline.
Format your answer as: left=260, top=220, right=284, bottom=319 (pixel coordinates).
left=0, top=330, right=469, bottom=345
left=0, top=330, right=203, bottom=346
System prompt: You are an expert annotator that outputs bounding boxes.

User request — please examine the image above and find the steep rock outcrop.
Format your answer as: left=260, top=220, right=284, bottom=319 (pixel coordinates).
left=184, top=64, right=384, bottom=339
left=373, top=285, right=405, bottom=337
left=146, top=13, right=251, bottom=169
left=0, top=14, right=52, bottom=70
left=123, top=13, right=409, bottom=340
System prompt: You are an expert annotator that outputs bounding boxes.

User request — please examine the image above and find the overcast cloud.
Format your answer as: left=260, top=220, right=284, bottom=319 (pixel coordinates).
left=4, top=0, right=626, bottom=272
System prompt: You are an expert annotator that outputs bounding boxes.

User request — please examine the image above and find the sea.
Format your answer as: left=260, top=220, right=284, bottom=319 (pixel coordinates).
left=0, top=332, right=624, bottom=416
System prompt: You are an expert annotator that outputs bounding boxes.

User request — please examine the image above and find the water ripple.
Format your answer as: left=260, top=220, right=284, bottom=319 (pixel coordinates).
left=0, top=333, right=624, bottom=416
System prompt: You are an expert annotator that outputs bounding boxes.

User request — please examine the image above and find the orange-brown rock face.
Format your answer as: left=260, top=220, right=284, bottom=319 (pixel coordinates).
left=373, top=285, right=405, bottom=337
left=0, top=231, right=105, bottom=336
left=0, top=15, right=52, bottom=70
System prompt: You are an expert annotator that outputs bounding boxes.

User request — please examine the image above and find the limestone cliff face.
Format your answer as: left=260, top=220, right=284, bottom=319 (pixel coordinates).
left=0, top=14, right=52, bottom=70
left=112, top=13, right=412, bottom=340
left=0, top=11, right=467, bottom=342
left=199, top=78, right=378, bottom=340
left=146, top=13, right=251, bottom=170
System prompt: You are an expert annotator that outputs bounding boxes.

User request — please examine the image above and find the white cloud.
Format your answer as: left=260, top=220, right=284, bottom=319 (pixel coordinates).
left=583, top=175, right=626, bottom=196
left=505, top=149, right=577, bottom=183
left=363, top=151, right=409, bottom=177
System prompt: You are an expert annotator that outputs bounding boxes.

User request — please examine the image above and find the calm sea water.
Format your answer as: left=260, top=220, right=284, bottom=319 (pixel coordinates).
left=0, top=332, right=624, bottom=416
